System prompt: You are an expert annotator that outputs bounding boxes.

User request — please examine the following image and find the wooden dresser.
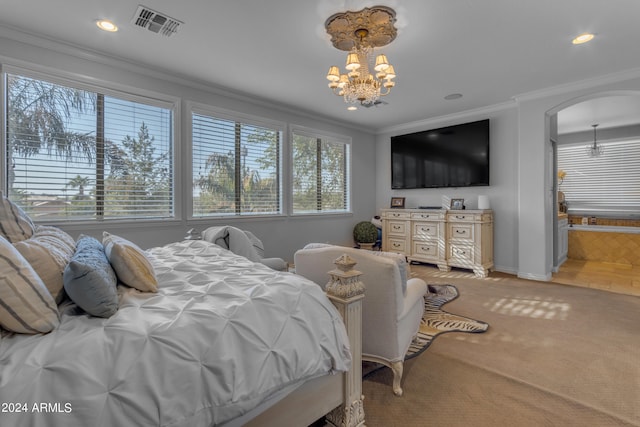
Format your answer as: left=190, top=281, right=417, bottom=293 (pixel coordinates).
left=381, top=208, right=493, bottom=278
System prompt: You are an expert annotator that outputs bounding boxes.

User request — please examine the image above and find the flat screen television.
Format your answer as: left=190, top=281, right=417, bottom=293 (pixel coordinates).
left=391, top=119, right=490, bottom=189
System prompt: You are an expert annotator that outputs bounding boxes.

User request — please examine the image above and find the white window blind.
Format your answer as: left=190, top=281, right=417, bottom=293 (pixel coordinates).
left=192, top=112, right=282, bottom=216
left=5, top=73, right=173, bottom=221
left=557, top=139, right=640, bottom=214
left=292, top=130, right=350, bottom=214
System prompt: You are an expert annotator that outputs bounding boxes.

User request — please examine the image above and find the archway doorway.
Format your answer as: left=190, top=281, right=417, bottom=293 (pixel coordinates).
left=547, top=92, right=640, bottom=294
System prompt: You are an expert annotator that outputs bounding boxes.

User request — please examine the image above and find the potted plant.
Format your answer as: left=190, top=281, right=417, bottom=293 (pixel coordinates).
left=353, top=221, right=378, bottom=250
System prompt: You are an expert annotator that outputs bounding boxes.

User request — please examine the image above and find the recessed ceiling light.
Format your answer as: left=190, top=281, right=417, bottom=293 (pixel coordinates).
left=572, top=33, right=594, bottom=45
left=347, top=106, right=358, bottom=111
left=96, top=19, right=118, bottom=32
left=444, top=93, right=463, bottom=100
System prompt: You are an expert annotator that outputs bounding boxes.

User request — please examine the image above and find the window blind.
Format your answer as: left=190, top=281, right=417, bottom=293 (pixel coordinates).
left=5, top=73, right=174, bottom=221
left=291, top=131, right=350, bottom=214
left=557, top=139, right=640, bottom=214
left=192, top=112, right=282, bottom=216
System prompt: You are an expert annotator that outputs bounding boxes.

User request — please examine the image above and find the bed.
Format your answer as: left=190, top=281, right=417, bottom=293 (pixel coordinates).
left=0, top=198, right=365, bottom=427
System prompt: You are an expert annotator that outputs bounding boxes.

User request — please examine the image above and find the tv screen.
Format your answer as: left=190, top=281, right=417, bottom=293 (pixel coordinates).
left=391, top=119, right=490, bottom=189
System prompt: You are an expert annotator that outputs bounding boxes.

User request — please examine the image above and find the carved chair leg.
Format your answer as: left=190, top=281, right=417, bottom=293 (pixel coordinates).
left=391, top=361, right=404, bottom=396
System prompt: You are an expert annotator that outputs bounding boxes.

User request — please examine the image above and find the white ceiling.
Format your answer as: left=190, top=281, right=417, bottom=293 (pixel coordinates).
left=1, top=0, right=640, bottom=132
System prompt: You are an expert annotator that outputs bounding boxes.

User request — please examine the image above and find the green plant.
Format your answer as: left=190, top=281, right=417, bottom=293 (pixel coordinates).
left=353, top=221, right=378, bottom=244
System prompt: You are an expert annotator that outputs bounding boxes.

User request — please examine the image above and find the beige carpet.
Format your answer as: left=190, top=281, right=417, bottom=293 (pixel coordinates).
left=361, top=266, right=640, bottom=427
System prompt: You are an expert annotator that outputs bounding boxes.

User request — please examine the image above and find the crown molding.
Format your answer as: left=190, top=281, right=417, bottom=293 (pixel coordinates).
left=378, top=100, right=516, bottom=136
left=513, top=67, right=640, bottom=103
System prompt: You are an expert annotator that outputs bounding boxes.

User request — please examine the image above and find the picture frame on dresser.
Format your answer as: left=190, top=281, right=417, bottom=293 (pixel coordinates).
left=390, top=197, right=405, bottom=208
left=450, top=198, right=464, bottom=210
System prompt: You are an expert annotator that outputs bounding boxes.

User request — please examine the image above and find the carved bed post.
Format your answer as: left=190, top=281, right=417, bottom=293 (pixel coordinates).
left=324, top=254, right=366, bottom=427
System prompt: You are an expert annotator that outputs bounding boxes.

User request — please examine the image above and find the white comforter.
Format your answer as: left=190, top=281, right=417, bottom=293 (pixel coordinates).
left=0, top=240, right=351, bottom=427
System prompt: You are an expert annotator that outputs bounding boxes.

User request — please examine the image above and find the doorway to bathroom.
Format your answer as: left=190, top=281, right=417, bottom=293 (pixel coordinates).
left=549, top=93, right=640, bottom=296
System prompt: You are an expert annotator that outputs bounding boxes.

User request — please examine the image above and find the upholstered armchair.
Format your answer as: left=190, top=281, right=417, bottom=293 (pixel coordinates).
left=294, top=244, right=428, bottom=396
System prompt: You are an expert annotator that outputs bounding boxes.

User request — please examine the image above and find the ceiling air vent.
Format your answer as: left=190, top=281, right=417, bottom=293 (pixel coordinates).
left=132, top=5, right=182, bottom=37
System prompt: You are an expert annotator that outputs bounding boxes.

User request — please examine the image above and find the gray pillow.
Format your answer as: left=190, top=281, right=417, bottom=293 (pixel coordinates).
left=63, top=235, right=118, bottom=318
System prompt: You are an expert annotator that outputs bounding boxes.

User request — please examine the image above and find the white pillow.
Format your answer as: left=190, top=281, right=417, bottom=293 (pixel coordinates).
left=0, top=191, right=35, bottom=243
left=13, top=225, right=76, bottom=303
left=0, top=236, right=59, bottom=334
left=102, top=232, right=158, bottom=292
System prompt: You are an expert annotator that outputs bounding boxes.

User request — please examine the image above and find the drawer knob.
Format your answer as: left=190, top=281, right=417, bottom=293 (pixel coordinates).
left=456, top=230, right=466, bottom=234
left=422, top=247, right=430, bottom=251
left=393, top=226, right=400, bottom=230
left=456, top=215, right=465, bottom=219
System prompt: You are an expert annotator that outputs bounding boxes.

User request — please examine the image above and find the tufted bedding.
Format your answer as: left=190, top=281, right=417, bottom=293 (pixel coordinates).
left=0, top=239, right=351, bottom=427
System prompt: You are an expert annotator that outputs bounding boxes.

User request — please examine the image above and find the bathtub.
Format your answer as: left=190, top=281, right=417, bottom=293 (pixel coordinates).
left=568, top=225, right=640, bottom=265
left=569, top=224, right=640, bottom=234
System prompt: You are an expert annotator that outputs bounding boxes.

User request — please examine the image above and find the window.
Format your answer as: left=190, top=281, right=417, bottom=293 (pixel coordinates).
left=558, top=139, right=640, bottom=213
left=291, top=129, right=350, bottom=214
left=4, top=72, right=174, bottom=221
left=192, top=109, right=282, bottom=217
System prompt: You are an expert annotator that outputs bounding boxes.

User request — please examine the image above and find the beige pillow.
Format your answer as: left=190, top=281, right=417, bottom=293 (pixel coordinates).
left=0, top=191, right=35, bottom=243
left=13, top=226, right=76, bottom=303
left=0, top=236, right=59, bottom=334
left=102, top=232, right=158, bottom=292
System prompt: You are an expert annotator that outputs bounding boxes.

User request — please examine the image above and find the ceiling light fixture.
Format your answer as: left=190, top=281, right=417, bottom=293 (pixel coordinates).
left=572, top=33, right=594, bottom=44
left=96, top=19, right=118, bottom=32
left=586, top=124, right=603, bottom=157
left=325, top=6, right=398, bottom=108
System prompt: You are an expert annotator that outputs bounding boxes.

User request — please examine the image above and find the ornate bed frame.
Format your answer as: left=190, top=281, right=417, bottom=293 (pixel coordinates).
left=243, top=254, right=366, bottom=427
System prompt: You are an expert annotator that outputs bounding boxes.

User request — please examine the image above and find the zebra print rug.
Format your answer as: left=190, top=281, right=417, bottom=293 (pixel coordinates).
left=405, top=284, right=489, bottom=360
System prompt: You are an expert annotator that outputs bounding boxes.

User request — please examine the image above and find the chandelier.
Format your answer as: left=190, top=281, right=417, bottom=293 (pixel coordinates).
left=586, top=124, right=604, bottom=157
left=324, top=6, right=398, bottom=109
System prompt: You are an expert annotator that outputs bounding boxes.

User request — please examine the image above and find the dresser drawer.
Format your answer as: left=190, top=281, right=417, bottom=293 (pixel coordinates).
left=413, top=222, right=438, bottom=240
left=448, top=244, right=474, bottom=265
left=383, top=210, right=411, bottom=219
left=412, top=242, right=439, bottom=259
left=411, top=211, right=443, bottom=221
left=448, top=223, right=473, bottom=241
left=387, top=220, right=408, bottom=236
left=387, top=239, right=407, bottom=253
left=448, top=213, right=476, bottom=222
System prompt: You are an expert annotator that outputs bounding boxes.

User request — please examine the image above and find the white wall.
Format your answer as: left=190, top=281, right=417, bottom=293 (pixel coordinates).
left=375, top=104, right=520, bottom=274
left=0, top=31, right=377, bottom=263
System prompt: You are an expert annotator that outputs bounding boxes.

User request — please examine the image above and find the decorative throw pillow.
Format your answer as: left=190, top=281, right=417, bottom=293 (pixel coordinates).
left=0, top=236, right=59, bottom=334
left=0, top=191, right=35, bottom=243
left=33, top=225, right=76, bottom=253
left=102, top=232, right=158, bottom=292
left=63, top=235, right=118, bottom=318
left=13, top=225, right=76, bottom=303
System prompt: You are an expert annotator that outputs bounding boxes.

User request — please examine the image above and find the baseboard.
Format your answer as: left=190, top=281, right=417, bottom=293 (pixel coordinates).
left=492, top=265, right=518, bottom=275
left=517, top=271, right=552, bottom=282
